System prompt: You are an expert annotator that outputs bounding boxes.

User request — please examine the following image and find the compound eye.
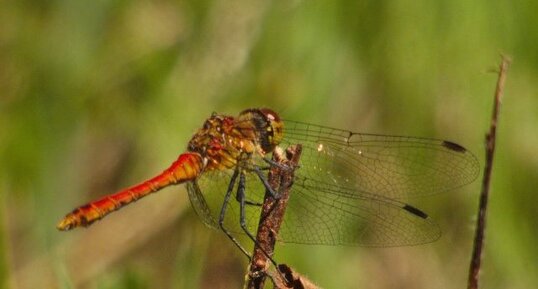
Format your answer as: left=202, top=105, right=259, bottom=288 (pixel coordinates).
left=259, top=108, right=280, bottom=122
left=203, top=120, right=211, bottom=129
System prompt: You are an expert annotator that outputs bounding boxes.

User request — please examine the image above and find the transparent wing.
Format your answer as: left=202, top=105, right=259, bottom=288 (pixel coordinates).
left=282, top=120, right=480, bottom=200
left=187, top=161, right=441, bottom=246
left=187, top=166, right=267, bottom=235
left=186, top=120, right=480, bottom=246
left=279, top=177, right=441, bottom=246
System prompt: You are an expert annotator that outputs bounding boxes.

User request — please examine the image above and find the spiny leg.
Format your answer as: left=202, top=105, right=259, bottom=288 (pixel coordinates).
left=218, top=168, right=251, bottom=259
left=239, top=169, right=293, bottom=285
left=261, top=157, right=292, bottom=171
left=236, top=171, right=279, bottom=269
left=245, top=200, right=263, bottom=206
left=253, top=156, right=293, bottom=173
left=234, top=173, right=263, bottom=207
left=236, top=189, right=263, bottom=207
left=253, top=166, right=280, bottom=199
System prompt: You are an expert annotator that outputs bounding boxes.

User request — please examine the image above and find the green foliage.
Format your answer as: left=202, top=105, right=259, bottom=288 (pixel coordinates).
left=1, top=0, right=537, bottom=288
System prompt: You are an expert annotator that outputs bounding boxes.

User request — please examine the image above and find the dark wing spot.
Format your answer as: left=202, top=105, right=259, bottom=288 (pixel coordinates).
left=403, top=204, right=429, bottom=219
left=442, top=140, right=467, bottom=153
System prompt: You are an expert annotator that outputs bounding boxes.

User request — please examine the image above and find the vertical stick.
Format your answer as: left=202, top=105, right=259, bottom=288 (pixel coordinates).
left=246, top=144, right=302, bottom=289
left=467, top=56, right=511, bottom=289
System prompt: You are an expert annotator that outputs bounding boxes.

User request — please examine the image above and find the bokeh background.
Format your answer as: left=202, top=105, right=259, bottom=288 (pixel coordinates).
left=1, top=1, right=537, bottom=288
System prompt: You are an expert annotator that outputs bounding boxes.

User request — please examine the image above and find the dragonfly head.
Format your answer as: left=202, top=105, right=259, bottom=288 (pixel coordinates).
left=259, top=108, right=284, bottom=150
left=237, top=108, right=284, bottom=155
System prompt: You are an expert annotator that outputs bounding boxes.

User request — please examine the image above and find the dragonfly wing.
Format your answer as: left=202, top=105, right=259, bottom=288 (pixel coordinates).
left=187, top=167, right=267, bottom=235
left=187, top=180, right=219, bottom=229
left=278, top=177, right=441, bottom=246
left=187, top=120, right=479, bottom=247
left=282, top=120, right=480, bottom=200
left=188, top=158, right=439, bottom=246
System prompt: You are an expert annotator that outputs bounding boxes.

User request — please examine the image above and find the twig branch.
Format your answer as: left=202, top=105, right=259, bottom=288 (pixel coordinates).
left=245, top=144, right=302, bottom=289
left=270, top=264, right=322, bottom=289
left=467, top=55, right=511, bottom=289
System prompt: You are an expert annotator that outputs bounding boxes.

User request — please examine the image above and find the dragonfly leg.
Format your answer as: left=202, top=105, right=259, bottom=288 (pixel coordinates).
left=262, top=157, right=292, bottom=171
left=234, top=186, right=262, bottom=206
left=236, top=171, right=279, bottom=269
left=253, top=166, right=280, bottom=199
left=218, top=168, right=251, bottom=259
left=245, top=200, right=262, bottom=206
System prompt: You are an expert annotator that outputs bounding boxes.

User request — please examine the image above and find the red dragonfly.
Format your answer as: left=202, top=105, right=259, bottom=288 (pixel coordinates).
left=58, top=108, right=479, bottom=248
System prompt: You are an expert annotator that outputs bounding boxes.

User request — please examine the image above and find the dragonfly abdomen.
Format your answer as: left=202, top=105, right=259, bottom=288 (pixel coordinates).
left=57, top=153, right=203, bottom=231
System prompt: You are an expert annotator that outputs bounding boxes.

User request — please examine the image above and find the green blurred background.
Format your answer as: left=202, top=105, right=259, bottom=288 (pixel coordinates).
left=1, top=0, right=537, bottom=288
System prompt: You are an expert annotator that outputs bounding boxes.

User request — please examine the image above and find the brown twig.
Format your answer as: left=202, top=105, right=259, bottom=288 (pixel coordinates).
left=467, top=55, right=511, bottom=289
left=270, top=264, right=322, bottom=289
left=245, top=144, right=303, bottom=289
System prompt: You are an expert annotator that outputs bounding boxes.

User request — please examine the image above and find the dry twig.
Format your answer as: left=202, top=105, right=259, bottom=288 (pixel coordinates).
left=245, top=145, right=303, bottom=289
left=271, top=264, right=322, bottom=289
left=467, top=55, right=511, bottom=289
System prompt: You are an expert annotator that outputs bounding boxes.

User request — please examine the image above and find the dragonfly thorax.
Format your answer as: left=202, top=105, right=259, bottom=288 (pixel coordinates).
left=187, top=108, right=284, bottom=171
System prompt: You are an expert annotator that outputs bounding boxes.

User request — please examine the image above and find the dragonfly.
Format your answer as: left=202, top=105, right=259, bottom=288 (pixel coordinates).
left=57, top=108, right=479, bottom=249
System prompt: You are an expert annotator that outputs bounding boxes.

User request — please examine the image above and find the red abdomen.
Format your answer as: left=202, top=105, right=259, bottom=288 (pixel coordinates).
left=57, top=153, right=203, bottom=230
